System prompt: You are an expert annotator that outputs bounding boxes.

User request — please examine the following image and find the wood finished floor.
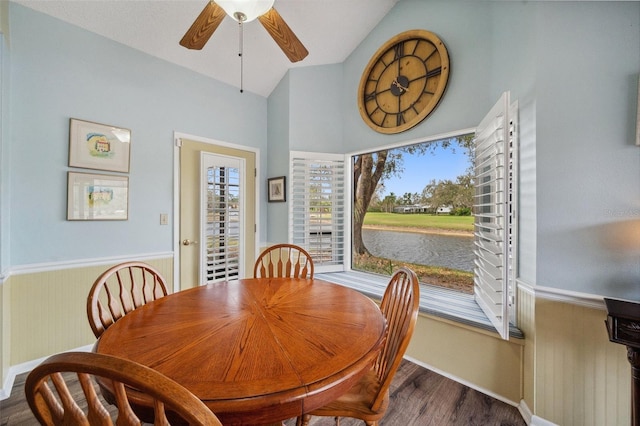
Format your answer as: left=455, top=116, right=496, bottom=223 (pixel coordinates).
left=1, top=359, right=525, bottom=426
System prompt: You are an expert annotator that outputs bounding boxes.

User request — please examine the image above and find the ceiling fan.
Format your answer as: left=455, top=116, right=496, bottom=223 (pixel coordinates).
left=180, top=0, right=309, bottom=63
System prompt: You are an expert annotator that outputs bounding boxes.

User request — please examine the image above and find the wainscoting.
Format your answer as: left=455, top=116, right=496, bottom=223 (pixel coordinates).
left=0, top=260, right=634, bottom=425
left=519, top=284, right=631, bottom=425
left=0, top=254, right=173, bottom=390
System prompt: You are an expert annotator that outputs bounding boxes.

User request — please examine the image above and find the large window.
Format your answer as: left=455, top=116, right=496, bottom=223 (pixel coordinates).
left=351, top=135, right=475, bottom=294
left=289, top=92, right=518, bottom=339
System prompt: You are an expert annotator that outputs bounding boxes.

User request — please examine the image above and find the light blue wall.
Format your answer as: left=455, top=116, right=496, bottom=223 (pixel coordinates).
left=490, top=3, right=538, bottom=284
left=289, top=64, right=344, bottom=153
left=7, top=3, right=267, bottom=265
left=0, top=31, right=9, bottom=276
left=278, top=0, right=640, bottom=300
left=265, top=73, right=290, bottom=243
left=265, top=64, right=344, bottom=243
left=533, top=2, right=640, bottom=297
left=4, top=1, right=640, bottom=301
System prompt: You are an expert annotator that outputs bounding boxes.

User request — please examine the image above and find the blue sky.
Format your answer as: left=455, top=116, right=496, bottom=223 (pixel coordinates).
left=380, top=140, right=471, bottom=197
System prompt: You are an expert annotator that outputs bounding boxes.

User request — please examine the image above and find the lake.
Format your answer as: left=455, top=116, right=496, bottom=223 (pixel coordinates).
left=362, top=228, right=474, bottom=272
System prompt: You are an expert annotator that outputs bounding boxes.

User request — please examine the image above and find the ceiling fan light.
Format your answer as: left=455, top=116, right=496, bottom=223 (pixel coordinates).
left=216, top=0, right=275, bottom=23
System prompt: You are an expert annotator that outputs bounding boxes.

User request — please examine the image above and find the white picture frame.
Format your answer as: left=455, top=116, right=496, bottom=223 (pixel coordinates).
left=67, top=172, right=129, bottom=221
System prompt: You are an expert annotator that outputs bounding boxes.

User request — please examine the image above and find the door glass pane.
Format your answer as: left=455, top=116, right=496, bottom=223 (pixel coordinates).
left=203, top=157, right=241, bottom=283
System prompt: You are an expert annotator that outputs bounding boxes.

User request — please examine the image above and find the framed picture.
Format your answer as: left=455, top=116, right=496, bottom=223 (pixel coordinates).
left=67, top=172, right=129, bottom=220
left=268, top=176, right=286, bottom=202
left=69, top=118, right=131, bottom=173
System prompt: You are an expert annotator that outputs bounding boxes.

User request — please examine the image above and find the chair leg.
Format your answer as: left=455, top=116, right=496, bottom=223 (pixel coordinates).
left=297, top=414, right=311, bottom=426
left=335, top=417, right=340, bottom=425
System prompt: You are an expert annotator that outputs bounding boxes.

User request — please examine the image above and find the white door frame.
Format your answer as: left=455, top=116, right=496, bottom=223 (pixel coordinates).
left=173, top=131, right=261, bottom=293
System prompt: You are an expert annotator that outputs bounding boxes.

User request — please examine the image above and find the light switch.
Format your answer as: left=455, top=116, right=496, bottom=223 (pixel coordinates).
left=160, top=213, right=169, bottom=225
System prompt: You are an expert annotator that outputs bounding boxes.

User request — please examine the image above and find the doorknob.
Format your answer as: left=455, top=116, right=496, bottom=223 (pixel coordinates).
left=182, top=239, right=198, bottom=246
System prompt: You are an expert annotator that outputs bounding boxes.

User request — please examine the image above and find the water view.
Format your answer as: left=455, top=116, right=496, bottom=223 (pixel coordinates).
left=362, top=228, right=474, bottom=272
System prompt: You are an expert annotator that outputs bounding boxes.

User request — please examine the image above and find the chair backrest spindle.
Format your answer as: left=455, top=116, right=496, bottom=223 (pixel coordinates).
left=87, top=262, right=169, bottom=338
left=254, top=244, right=314, bottom=279
left=25, top=352, right=222, bottom=426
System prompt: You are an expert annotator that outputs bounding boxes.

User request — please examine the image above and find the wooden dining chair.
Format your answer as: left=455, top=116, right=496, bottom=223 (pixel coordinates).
left=298, top=267, right=420, bottom=426
left=253, top=243, right=314, bottom=279
left=87, top=261, right=169, bottom=338
left=25, top=351, right=222, bottom=426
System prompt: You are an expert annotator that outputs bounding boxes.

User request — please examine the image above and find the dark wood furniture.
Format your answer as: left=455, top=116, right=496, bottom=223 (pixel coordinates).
left=604, top=298, right=640, bottom=426
left=94, top=277, right=386, bottom=425
left=254, top=244, right=314, bottom=279
left=87, top=261, right=169, bottom=338
left=24, top=351, right=222, bottom=426
left=299, top=267, right=420, bottom=426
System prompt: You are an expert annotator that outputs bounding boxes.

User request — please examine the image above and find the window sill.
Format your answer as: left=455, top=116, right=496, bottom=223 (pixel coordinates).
left=316, top=270, right=524, bottom=339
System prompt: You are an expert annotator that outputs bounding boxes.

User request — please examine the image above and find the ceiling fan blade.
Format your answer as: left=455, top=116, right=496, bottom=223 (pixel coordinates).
left=180, top=1, right=226, bottom=50
left=258, top=8, right=309, bottom=63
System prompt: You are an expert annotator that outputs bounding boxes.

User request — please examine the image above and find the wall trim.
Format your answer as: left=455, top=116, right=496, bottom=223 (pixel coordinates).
left=0, top=344, right=93, bottom=400
left=518, top=399, right=533, bottom=425
left=517, top=279, right=605, bottom=310
left=531, top=415, right=559, bottom=426
left=8, top=252, right=174, bottom=276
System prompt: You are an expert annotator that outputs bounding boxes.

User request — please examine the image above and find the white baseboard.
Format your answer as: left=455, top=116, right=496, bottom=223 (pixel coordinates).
left=518, top=398, right=533, bottom=425
left=0, top=344, right=94, bottom=400
left=531, top=415, right=559, bottom=426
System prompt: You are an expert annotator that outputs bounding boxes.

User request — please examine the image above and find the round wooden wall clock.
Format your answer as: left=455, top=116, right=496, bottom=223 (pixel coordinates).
left=358, top=29, right=450, bottom=134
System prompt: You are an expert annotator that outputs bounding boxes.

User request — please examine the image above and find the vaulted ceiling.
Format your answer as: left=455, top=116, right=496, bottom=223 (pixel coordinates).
left=14, top=0, right=399, bottom=97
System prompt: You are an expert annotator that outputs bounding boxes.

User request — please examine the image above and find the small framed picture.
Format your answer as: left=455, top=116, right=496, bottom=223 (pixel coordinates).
left=69, top=118, right=131, bottom=173
left=67, top=172, right=129, bottom=220
left=268, top=176, right=286, bottom=202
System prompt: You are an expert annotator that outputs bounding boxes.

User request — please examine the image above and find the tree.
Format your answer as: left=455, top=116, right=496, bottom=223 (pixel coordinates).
left=352, top=136, right=473, bottom=254
left=401, top=192, right=414, bottom=205
left=421, top=173, right=474, bottom=214
left=367, top=182, right=387, bottom=212
left=353, top=152, right=387, bottom=254
left=381, top=193, right=397, bottom=213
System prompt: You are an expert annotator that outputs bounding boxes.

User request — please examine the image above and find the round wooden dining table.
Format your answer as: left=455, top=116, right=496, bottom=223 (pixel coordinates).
left=94, top=277, right=387, bottom=425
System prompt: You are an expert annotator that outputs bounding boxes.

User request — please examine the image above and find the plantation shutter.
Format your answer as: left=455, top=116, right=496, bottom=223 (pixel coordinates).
left=473, top=91, right=518, bottom=340
left=201, top=154, right=242, bottom=284
left=290, top=151, right=346, bottom=272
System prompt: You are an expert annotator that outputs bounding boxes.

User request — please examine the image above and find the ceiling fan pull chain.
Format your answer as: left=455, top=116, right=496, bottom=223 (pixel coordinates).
left=238, top=21, right=244, bottom=93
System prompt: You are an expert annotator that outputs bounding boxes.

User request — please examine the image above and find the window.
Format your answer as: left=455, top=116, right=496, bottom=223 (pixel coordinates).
left=289, top=92, right=518, bottom=339
left=290, top=152, right=346, bottom=272
left=351, top=136, right=475, bottom=295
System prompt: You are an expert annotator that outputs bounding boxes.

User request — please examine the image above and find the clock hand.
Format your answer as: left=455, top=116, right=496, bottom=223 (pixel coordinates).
left=373, top=86, right=394, bottom=96
left=407, top=67, right=442, bottom=85
left=392, top=78, right=409, bottom=93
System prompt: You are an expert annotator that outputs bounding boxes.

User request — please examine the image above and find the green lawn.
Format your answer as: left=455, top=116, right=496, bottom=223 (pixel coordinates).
left=363, top=212, right=473, bottom=232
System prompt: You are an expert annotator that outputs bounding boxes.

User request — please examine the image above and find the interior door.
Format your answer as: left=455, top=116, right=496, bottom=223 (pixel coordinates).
left=179, top=138, right=256, bottom=290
